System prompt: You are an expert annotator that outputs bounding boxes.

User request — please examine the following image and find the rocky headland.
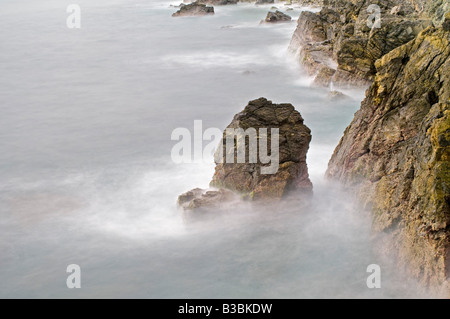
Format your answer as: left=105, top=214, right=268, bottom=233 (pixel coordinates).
left=288, top=0, right=448, bottom=88
left=327, top=25, right=449, bottom=293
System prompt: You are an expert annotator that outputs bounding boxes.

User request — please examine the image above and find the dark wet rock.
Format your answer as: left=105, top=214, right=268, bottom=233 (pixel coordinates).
left=172, top=1, right=214, bottom=17
left=264, top=10, right=292, bottom=23
left=211, top=98, right=312, bottom=201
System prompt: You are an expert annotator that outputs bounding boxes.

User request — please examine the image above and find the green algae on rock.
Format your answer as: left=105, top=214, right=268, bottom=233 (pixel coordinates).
left=289, top=0, right=435, bottom=88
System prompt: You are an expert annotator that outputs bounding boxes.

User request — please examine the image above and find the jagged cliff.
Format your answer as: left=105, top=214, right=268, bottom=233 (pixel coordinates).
left=327, top=26, right=450, bottom=292
left=289, top=0, right=440, bottom=88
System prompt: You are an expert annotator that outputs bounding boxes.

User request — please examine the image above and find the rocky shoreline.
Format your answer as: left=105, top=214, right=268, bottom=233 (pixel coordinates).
left=327, top=25, right=449, bottom=293
left=174, top=0, right=449, bottom=295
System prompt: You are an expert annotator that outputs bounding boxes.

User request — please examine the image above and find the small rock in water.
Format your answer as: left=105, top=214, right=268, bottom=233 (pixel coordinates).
left=326, top=90, right=351, bottom=101
left=264, top=10, right=292, bottom=23
left=172, top=1, right=214, bottom=17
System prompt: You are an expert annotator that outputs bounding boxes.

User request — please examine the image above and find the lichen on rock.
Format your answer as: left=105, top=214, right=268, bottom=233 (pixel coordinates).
left=326, top=26, right=450, bottom=293
left=288, top=0, right=435, bottom=88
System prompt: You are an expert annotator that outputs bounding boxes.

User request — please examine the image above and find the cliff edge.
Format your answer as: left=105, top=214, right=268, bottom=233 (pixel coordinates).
left=327, top=26, right=449, bottom=292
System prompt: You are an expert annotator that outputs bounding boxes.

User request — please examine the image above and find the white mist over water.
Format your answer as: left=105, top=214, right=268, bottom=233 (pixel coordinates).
left=0, top=0, right=429, bottom=298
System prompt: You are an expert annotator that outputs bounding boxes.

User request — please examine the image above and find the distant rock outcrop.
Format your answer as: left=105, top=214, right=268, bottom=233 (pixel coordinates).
left=264, top=11, right=292, bottom=23
left=173, top=1, right=214, bottom=17
left=178, top=98, right=313, bottom=210
left=327, top=26, right=450, bottom=293
left=195, top=0, right=238, bottom=5
left=255, top=0, right=274, bottom=4
left=288, top=0, right=434, bottom=88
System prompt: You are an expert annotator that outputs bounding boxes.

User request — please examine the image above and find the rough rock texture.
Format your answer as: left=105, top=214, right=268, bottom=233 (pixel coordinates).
left=211, top=98, right=313, bottom=200
left=289, top=0, right=435, bottom=88
left=312, top=65, right=336, bottom=87
left=173, top=2, right=214, bottom=17
left=264, top=11, right=292, bottom=23
left=178, top=98, right=313, bottom=210
left=327, top=27, right=450, bottom=292
left=444, top=11, right=450, bottom=31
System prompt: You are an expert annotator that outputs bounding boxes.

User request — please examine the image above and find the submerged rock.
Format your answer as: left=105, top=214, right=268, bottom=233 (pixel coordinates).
left=178, top=188, right=238, bottom=210
left=326, top=90, right=351, bottom=101
left=172, top=2, right=214, bottom=17
left=327, top=26, right=450, bottom=292
left=178, top=98, right=313, bottom=210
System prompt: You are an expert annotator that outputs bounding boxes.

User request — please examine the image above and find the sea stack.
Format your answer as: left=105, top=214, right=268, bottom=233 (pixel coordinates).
left=178, top=98, right=313, bottom=210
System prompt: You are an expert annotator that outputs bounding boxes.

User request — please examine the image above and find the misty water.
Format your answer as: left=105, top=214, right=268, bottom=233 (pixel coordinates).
left=0, top=0, right=429, bottom=298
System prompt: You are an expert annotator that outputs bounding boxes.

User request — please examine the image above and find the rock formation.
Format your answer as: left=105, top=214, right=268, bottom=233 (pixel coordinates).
left=178, top=98, right=313, bottom=210
left=288, top=0, right=434, bottom=88
left=173, top=1, right=215, bottom=17
left=327, top=26, right=449, bottom=292
left=195, top=0, right=238, bottom=5
left=264, top=11, right=292, bottom=23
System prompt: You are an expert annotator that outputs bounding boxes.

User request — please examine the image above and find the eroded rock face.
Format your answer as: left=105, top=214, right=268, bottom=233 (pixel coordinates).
left=178, top=98, right=313, bottom=210
left=172, top=2, right=214, bottom=17
left=211, top=98, right=312, bottom=200
left=327, top=27, right=450, bottom=292
left=289, top=0, right=434, bottom=88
